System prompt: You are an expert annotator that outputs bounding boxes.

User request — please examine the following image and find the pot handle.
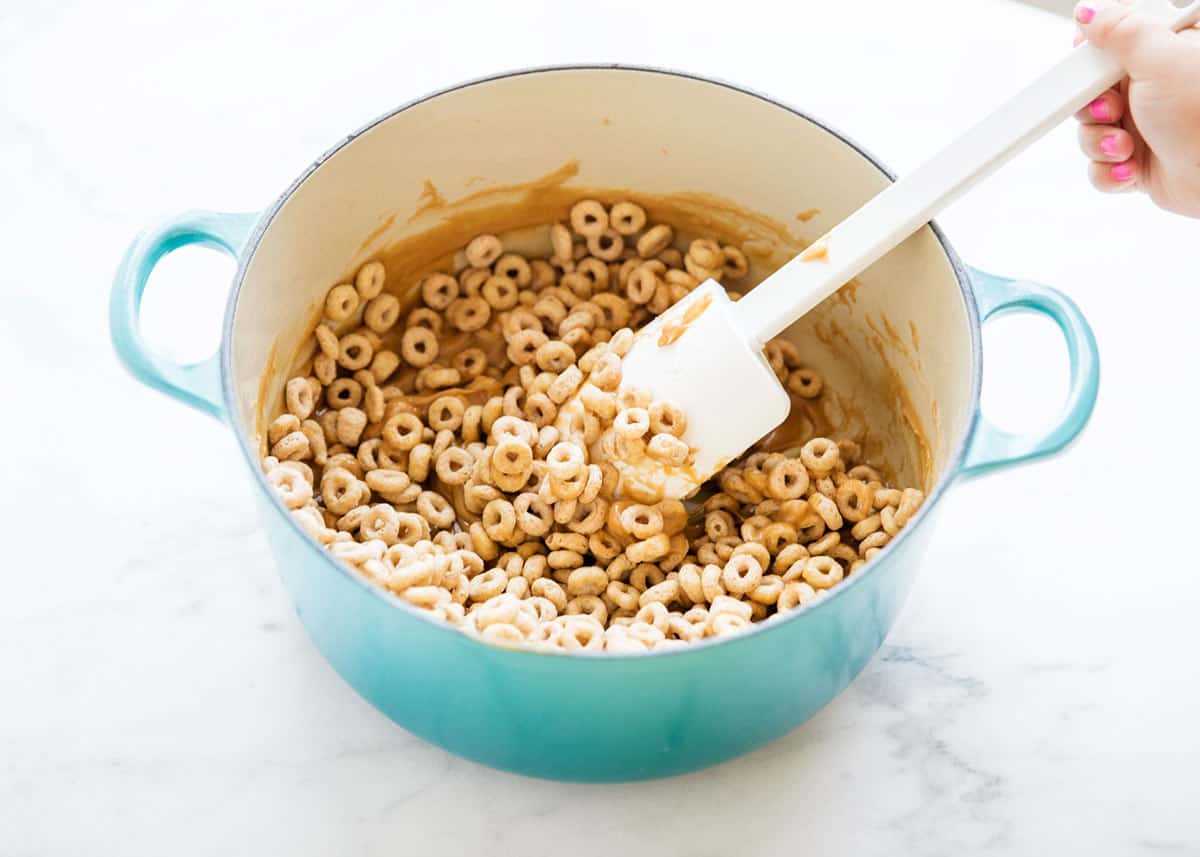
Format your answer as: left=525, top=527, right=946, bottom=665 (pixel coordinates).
left=959, top=267, right=1100, bottom=478
left=109, top=210, right=258, bottom=420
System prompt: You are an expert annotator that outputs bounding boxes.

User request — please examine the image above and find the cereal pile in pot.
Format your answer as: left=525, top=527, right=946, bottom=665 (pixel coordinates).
left=261, top=200, right=925, bottom=653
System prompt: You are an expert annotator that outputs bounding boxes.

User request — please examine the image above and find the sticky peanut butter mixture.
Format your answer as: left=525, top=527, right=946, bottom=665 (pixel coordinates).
left=261, top=200, right=924, bottom=652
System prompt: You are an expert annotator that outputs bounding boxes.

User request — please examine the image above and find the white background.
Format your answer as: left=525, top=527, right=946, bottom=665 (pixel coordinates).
left=3, top=1, right=1199, bottom=854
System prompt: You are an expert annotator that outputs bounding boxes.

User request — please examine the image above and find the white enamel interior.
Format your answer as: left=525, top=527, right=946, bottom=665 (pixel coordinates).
left=230, top=67, right=975, bottom=488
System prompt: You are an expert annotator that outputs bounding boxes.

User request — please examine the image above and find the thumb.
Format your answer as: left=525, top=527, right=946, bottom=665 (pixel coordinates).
left=1075, top=0, right=1184, bottom=78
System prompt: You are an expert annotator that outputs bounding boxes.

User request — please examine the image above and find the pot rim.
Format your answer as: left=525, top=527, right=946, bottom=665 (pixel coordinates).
left=220, top=63, right=982, bottom=661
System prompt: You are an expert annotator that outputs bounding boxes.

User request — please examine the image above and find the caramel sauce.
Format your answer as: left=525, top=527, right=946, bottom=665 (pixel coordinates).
left=798, top=236, right=829, bottom=262
left=357, top=213, right=397, bottom=253
left=657, top=293, right=713, bottom=347
left=795, top=208, right=820, bottom=222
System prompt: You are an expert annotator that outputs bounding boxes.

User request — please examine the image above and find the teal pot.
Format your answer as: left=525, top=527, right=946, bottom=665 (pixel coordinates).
left=109, top=66, right=1099, bottom=782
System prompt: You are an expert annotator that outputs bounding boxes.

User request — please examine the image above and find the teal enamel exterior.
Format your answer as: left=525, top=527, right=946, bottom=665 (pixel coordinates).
left=257, top=484, right=937, bottom=780
left=960, top=268, right=1101, bottom=478
left=109, top=210, right=258, bottom=421
left=107, top=70, right=1101, bottom=780
left=107, top=209, right=1100, bottom=780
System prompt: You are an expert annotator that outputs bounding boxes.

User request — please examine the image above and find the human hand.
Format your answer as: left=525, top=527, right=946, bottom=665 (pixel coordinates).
left=1073, top=0, right=1200, bottom=216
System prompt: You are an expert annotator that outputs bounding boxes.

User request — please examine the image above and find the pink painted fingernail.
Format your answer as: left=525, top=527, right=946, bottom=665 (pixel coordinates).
left=1112, top=162, right=1134, bottom=182
left=1075, top=4, right=1096, bottom=23
left=1100, top=134, right=1120, bottom=156
left=1088, top=98, right=1110, bottom=121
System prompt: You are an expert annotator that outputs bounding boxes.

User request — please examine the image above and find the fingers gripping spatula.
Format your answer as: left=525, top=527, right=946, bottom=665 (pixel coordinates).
left=609, top=0, right=1200, bottom=500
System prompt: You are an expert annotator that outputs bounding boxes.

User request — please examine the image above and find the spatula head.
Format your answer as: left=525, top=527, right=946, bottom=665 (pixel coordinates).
left=612, top=280, right=791, bottom=500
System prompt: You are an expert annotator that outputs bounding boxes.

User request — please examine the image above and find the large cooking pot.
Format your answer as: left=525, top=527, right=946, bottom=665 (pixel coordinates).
left=109, top=66, right=1099, bottom=782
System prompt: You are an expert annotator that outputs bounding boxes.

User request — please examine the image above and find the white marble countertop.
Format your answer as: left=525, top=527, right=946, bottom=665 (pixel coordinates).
left=4, top=0, right=1200, bottom=854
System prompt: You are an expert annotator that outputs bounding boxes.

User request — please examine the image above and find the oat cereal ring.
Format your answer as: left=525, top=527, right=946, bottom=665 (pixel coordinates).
left=491, top=439, right=533, bottom=477
left=529, top=578, right=566, bottom=614
left=324, top=284, right=360, bottom=322
left=511, top=493, right=550, bottom=537
left=636, top=224, right=673, bottom=259
left=368, top=350, right=400, bottom=385
left=801, top=555, right=844, bottom=589
left=406, top=307, right=443, bottom=335
left=320, top=467, right=362, bottom=515
left=647, top=434, right=689, bottom=466
left=482, top=274, right=519, bottom=311
left=481, top=499, right=517, bottom=542
left=584, top=228, right=622, bottom=262
left=390, top=513, right=428, bottom=546
left=357, top=504, right=400, bottom=545
left=646, top=400, right=687, bottom=438
left=465, top=234, right=504, bottom=268
left=766, top=458, right=809, bottom=500
left=800, top=437, right=840, bottom=475
left=759, top=522, right=798, bottom=556
left=405, top=443, right=432, bottom=483
left=569, top=200, right=608, bottom=238
left=549, top=222, right=575, bottom=264
left=620, top=504, right=664, bottom=540
left=427, top=395, right=465, bottom=432
left=787, top=369, right=823, bottom=399
left=280, top=378, right=313, bottom=421
left=686, top=238, right=722, bottom=271
left=558, top=563, right=607, bottom=599
left=625, top=266, right=658, bottom=305
left=313, top=323, right=340, bottom=360
left=363, top=294, right=401, bottom=334
left=777, top=581, right=818, bottom=612
left=267, top=466, right=313, bottom=509
left=505, top=328, right=547, bottom=366
left=722, top=245, right=749, bottom=279
left=859, top=531, right=890, bottom=557
left=454, top=297, right=495, bottom=334
left=336, top=332, right=374, bottom=371
left=321, top=377, right=359, bottom=409
left=354, top=260, right=386, bottom=300
left=575, top=258, right=609, bottom=291
left=414, top=272, right=456, bottom=311
left=638, top=579, right=680, bottom=609
left=809, top=492, right=843, bottom=531
left=835, top=479, right=873, bottom=523
left=488, top=255, right=529, bottom=289
left=400, top=326, right=439, bottom=368
left=415, top=491, right=455, bottom=529
left=382, top=411, right=423, bottom=452
left=613, top=407, right=650, bottom=440
left=558, top=615, right=604, bottom=651
left=448, top=348, right=484, bottom=381
left=894, top=488, right=925, bottom=528
left=609, top=201, right=646, bottom=236
left=335, top=407, right=368, bottom=446
left=721, top=554, right=764, bottom=595
left=364, top=467, right=411, bottom=502
left=271, top=428, right=311, bottom=460
left=300, top=419, right=327, bottom=466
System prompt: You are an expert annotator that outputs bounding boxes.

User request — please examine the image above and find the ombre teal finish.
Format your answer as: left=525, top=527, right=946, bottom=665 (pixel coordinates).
left=109, top=210, right=1100, bottom=780
left=960, top=268, right=1100, bottom=478
left=109, top=210, right=257, bottom=421
left=256, top=485, right=938, bottom=781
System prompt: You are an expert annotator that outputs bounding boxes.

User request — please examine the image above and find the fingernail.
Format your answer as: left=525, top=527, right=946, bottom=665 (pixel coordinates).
left=1088, top=98, right=1110, bottom=121
left=1112, top=162, right=1134, bottom=182
left=1100, top=134, right=1120, bottom=156
left=1075, top=4, right=1096, bottom=23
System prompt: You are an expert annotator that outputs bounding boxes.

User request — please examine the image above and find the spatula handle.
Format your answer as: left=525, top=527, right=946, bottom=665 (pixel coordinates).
left=734, top=0, right=1200, bottom=346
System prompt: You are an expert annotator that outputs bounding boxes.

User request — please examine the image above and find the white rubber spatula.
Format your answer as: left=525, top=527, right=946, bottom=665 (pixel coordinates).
left=609, top=0, right=1200, bottom=501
